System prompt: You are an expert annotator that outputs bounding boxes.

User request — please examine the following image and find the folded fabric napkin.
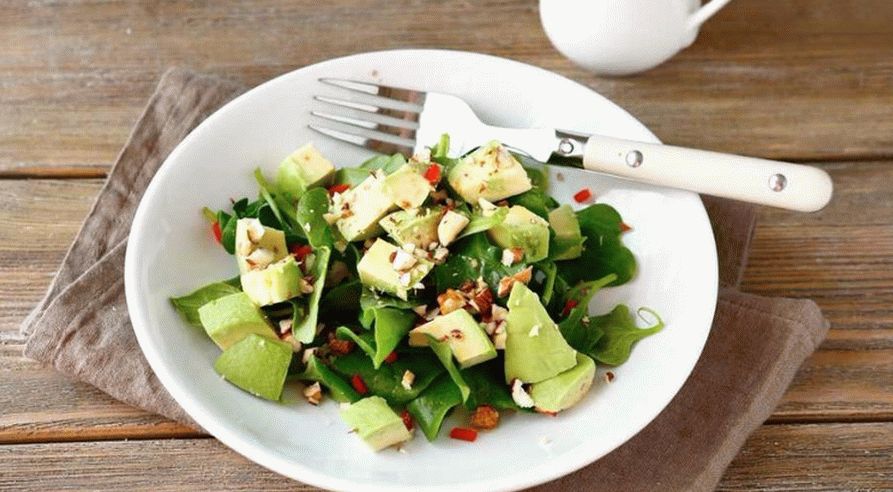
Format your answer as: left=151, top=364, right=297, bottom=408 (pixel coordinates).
left=22, top=68, right=828, bottom=491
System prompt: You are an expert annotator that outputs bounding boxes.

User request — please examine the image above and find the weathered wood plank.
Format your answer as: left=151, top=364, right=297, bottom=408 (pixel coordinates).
left=0, top=160, right=890, bottom=440
left=0, top=0, right=892, bottom=176
left=0, top=423, right=889, bottom=490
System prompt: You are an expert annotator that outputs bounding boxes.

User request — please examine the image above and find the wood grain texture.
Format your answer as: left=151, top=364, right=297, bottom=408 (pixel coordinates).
left=1, top=0, right=893, bottom=176
left=0, top=424, right=889, bottom=491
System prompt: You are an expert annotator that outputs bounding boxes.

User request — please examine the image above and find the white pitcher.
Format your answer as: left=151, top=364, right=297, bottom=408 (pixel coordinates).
left=540, top=0, right=732, bottom=76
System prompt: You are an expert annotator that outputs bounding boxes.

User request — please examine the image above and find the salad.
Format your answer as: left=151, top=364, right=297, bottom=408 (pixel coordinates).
left=170, top=136, right=663, bottom=450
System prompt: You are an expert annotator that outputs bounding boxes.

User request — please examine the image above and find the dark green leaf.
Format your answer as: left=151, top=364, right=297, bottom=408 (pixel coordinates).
left=335, top=327, right=376, bottom=358
left=556, top=204, right=636, bottom=286
left=296, top=188, right=334, bottom=248
left=426, top=336, right=470, bottom=403
left=432, top=234, right=524, bottom=293
left=462, top=360, right=519, bottom=411
left=456, top=206, right=509, bottom=240
left=359, top=154, right=406, bottom=174
left=169, top=281, right=242, bottom=328
left=218, top=211, right=237, bottom=254
left=330, top=350, right=443, bottom=404
left=295, top=354, right=360, bottom=403
left=407, top=374, right=463, bottom=441
left=558, top=274, right=617, bottom=356
left=337, top=308, right=415, bottom=368
left=293, top=246, right=331, bottom=343
left=320, top=279, right=361, bottom=320
left=589, top=305, right=664, bottom=365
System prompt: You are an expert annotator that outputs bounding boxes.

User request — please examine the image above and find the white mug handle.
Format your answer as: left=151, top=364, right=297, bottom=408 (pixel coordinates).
left=688, top=0, right=733, bottom=30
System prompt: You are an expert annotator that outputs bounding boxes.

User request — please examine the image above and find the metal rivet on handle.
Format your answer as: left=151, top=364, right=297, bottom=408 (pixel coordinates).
left=769, top=173, right=787, bottom=192
left=557, top=138, right=574, bottom=155
left=626, top=150, right=643, bottom=168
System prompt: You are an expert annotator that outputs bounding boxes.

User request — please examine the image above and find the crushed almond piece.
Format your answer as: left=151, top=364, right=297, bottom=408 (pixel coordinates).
left=281, top=334, right=302, bottom=353
left=300, top=276, right=315, bottom=294
left=491, top=305, right=508, bottom=322
left=501, top=248, right=515, bottom=266
left=328, top=333, right=354, bottom=355
left=493, top=330, right=507, bottom=349
left=246, top=219, right=266, bottom=242
left=301, top=347, right=317, bottom=364
left=392, top=248, right=418, bottom=271
left=471, top=282, right=494, bottom=319
left=278, top=318, right=293, bottom=335
left=497, top=266, right=534, bottom=297
left=470, top=405, right=500, bottom=430
left=424, top=306, right=441, bottom=321
left=412, top=305, right=428, bottom=317
left=401, top=370, right=415, bottom=391
left=303, top=382, right=323, bottom=405
left=511, top=379, right=535, bottom=408
left=433, top=247, right=449, bottom=262
left=437, top=289, right=466, bottom=315
left=398, top=272, right=412, bottom=287
left=605, top=371, right=615, bottom=383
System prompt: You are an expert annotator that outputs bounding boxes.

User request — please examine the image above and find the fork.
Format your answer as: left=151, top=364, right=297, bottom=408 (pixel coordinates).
left=309, top=78, right=833, bottom=212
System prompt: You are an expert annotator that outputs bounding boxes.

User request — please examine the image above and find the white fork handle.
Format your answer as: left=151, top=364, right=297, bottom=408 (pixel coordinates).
left=583, top=135, right=833, bottom=212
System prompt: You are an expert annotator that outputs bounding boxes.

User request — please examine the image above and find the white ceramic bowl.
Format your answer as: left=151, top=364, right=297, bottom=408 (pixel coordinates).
left=125, top=50, right=718, bottom=492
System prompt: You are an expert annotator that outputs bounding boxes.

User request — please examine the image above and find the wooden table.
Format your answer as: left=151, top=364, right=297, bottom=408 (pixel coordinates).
left=1, top=1, right=891, bottom=489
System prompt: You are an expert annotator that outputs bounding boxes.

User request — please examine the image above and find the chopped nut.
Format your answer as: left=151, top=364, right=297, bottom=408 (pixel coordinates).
left=605, top=371, right=615, bottom=383
left=246, top=219, right=266, bottom=243
left=511, top=379, right=535, bottom=408
left=398, top=272, right=412, bottom=287
left=412, top=305, right=428, bottom=317
left=278, top=318, right=293, bottom=334
left=303, top=382, right=323, bottom=405
left=401, top=370, right=415, bottom=391
left=491, top=305, right=508, bottom=322
left=493, top=330, right=507, bottom=349
left=424, top=306, right=441, bottom=321
left=246, top=247, right=275, bottom=270
left=301, top=347, right=317, bottom=364
left=328, top=333, right=354, bottom=355
left=470, top=405, right=500, bottom=430
left=281, top=334, right=302, bottom=353
left=437, top=289, right=466, bottom=315
left=497, top=266, right=533, bottom=297
left=483, top=321, right=497, bottom=335
left=323, top=212, right=340, bottom=225
left=392, top=248, right=418, bottom=272
left=300, top=276, right=315, bottom=294
left=428, top=241, right=439, bottom=251
left=401, top=243, right=416, bottom=253
left=501, top=248, right=516, bottom=266
left=432, top=247, right=450, bottom=262
left=471, top=283, right=493, bottom=319
left=430, top=189, right=449, bottom=203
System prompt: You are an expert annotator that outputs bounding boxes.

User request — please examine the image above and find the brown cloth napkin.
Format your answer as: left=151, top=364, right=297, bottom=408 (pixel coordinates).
left=22, top=68, right=828, bottom=491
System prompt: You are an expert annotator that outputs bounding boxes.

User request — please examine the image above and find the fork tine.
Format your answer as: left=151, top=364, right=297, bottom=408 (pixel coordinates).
left=319, top=78, right=426, bottom=108
left=311, top=110, right=417, bottom=140
left=308, top=124, right=415, bottom=156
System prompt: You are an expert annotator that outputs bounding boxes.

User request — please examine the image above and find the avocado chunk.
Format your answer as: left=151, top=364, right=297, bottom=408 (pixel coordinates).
left=340, top=396, right=412, bottom=451
left=335, top=171, right=396, bottom=242
left=240, top=255, right=303, bottom=306
left=487, top=205, right=550, bottom=262
left=213, top=334, right=292, bottom=401
left=408, top=309, right=497, bottom=369
left=357, top=239, right=432, bottom=300
left=197, top=292, right=279, bottom=350
left=379, top=206, right=444, bottom=249
left=447, top=141, right=532, bottom=203
left=235, top=218, right=288, bottom=274
left=529, top=353, right=596, bottom=413
left=276, top=143, right=335, bottom=200
left=504, top=282, right=577, bottom=383
left=548, top=205, right=585, bottom=260
left=382, top=164, right=432, bottom=210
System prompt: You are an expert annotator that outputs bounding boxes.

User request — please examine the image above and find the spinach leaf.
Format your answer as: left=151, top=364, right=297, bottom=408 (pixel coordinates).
left=456, top=206, right=509, bottom=240
left=254, top=168, right=302, bottom=234
left=293, top=246, right=331, bottom=343
left=218, top=210, right=238, bottom=254
left=296, top=188, right=334, bottom=248
left=556, top=203, right=636, bottom=287
left=407, top=374, right=463, bottom=441
left=330, top=350, right=443, bottom=404
left=431, top=134, right=450, bottom=159
left=462, top=360, right=518, bottom=411
left=332, top=167, right=371, bottom=187
left=360, top=153, right=406, bottom=174
left=170, top=281, right=241, bottom=328
left=590, top=306, right=664, bottom=365
left=535, top=260, right=558, bottom=306
left=508, top=187, right=558, bottom=220
left=426, top=336, right=471, bottom=403
left=296, top=354, right=361, bottom=403
left=432, top=234, right=524, bottom=293
left=337, top=308, right=415, bottom=368
left=359, top=288, right=421, bottom=329
left=557, top=274, right=617, bottom=356
left=320, top=279, right=361, bottom=321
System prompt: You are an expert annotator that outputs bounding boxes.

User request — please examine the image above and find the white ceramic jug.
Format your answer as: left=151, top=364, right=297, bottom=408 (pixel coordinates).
left=540, top=0, right=732, bottom=76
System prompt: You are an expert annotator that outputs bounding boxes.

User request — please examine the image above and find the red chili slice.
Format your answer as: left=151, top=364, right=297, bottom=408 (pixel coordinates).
left=562, top=299, right=579, bottom=317
left=400, top=410, right=414, bottom=431
left=424, top=164, right=441, bottom=184
left=211, top=222, right=223, bottom=244
left=449, top=427, right=478, bottom=442
left=351, top=374, right=368, bottom=395
left=327, top=183, right=350, bottom=195
left=573, top=188, right=592, bottom=203
left=383, top=351, right=398, bottom=364
left=619, top=222, right=632, bottom=233
left=290, top=244, right=313, bottom=260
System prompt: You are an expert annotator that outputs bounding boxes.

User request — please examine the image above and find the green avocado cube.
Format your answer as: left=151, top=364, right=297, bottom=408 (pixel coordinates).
left=504, top=282, right=577, bottom=383
left=336, top=171, right=397, bottom=242
left=235, top=218, right=288, bottom=275
left=276, top=143, right=335, bottom=200
left=197, top=292, right=278, bottom=350
left=408, top=309, right=497, bottom=369
left=487, top=205, right=550, bottom=262
left=530, top=353, right=596, bottom=413
left=382, top=164, right=432, bottom=210
left=447, top=141, right=532, bottom=203
left=379, top=206, right=443, bottom=250
left=213, top=334, right=293, bottom=401
left=340, top=396, right=412, bottom=451
left=357, top=239, right=432, bottom=300
left=548, top=205, right=585, bottom=261
left=240, top=255, right=303, bottom=306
